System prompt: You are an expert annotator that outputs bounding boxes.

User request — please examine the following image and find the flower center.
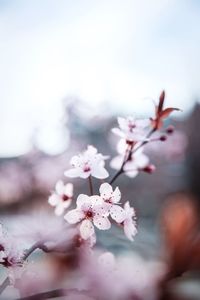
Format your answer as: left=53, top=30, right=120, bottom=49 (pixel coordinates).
left=126, top=140, right=134, bottom=146
left=83, top=164, right=91, bottom=173
left=105, top=197, right=113, bottom=204
left=85, top=210, right=93, bottom=219
left=128, top=122, right=136, bottom=132
left=62, top=194, right=70, bottom=201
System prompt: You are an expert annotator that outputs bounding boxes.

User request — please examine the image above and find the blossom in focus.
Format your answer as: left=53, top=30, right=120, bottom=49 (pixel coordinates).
left=110, top=139, right=149, bottom=177
left=64, top=145, right=109, bottom=179
left=48, top=180, right=73, bottom=216
left=99, top=183, right=125, bottom=223
left=122, top=202, right=137, bottom=241
left=112, top=116, right=150, bottom=143
left=64, top=194, right=111, bottom=240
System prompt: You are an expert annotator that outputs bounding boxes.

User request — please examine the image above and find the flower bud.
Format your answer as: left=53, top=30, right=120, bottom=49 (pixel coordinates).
left=166, top=125, right=175, bottom=135
left=143, top=164, right=156, bottom=174
left=160, top=135, right=167, bottom=141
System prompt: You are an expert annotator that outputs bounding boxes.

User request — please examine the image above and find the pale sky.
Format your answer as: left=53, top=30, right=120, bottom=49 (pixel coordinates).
left=0, top=0, right=200, bottom=156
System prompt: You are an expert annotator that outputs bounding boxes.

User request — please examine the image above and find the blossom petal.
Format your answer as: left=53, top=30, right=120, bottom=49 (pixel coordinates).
left=90, top=195, right=103, bottom=207
left=64, top=209, right=84, bottom=224
left=55, top=204, right=65, bottom=216
left=91, top=166, right=109, bottom=179
left=93, top=215, right=111, bottom=230
left=64, top=168, right=81, bottom=178
left=124, top=201, right=136, bottom=219
left=113, top=187, right=121, bottom=203
left=99, top=183, right=113, bottom=198
left=80, top=219, right=94, bottom=240
left=111, top=128, right=125, bottom=138
left=110, top=205, right=125, bottom=223
left=48, top=194, right=60, bottom=206
left=125, top=169, right=139, bottom=178
left=110, top=155, right=124, bottom=170
left=79, top=170, right=91, bottom=179
left=86, top=145, right=97, bottom=155
left=124, top=220, right=137, bottom=241
left=76, top=194, right=90, bottom=209
left=64, top=183, right=73, bottom=197
left=55, top=180, right=64, bottom=195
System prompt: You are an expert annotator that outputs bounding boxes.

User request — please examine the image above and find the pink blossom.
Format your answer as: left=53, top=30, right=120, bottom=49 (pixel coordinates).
left=99, top=183, right=125, bottom=223
left=122, top=202, right=137, bottom=241
left=64, top=194, right=111, bottom=240
left=12, top=212, right=78, bottom=252
left=0, top=225, right=23, bottom=269
left=112, top=116, right=149, bottom=143
left=48, top=180, right=73, bottom=216
left=64, top=145, right=109, bottom=179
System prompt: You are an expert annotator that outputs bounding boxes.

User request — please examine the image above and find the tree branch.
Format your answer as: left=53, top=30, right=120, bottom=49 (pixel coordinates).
left=15, top=288, right=92, bottom=300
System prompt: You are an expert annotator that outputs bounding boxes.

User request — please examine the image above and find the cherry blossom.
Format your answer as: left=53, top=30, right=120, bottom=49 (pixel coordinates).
left=122, top=202, right=137, bottom=241
left=48, top=180, right=73, bottom=216
left=112, top=116, right=150, bottom=143
left=110, top=139, right=149, bottom=177
left=99, top=183, right=125, bottom=223
left=64, top=145, right=109, bottom=179
left=64, top=194, right=111, bottom=240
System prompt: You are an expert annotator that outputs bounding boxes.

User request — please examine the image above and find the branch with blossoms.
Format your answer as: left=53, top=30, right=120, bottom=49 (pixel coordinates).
left=0, top=91, right=181, bottom=299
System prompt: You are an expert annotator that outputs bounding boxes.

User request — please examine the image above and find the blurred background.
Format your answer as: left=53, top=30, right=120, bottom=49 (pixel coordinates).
left=1, top=1, right=200, bottom=299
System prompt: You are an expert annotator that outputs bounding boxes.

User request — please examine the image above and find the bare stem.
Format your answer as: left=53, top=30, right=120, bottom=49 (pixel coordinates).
left=109, top=144, right=132, bottom=185
left=88, top=175, right=94, bottom=195
left=0, top=277, right=10, bottom=295
left=15, top=288, right=91, bottom=300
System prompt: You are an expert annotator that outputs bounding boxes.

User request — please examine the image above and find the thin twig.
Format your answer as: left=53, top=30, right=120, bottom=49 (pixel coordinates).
left=88, top=175, right=94, bottom=195
left=15, top=288, right=92, bottom=300
left=0, top=277, right=10, bottom=295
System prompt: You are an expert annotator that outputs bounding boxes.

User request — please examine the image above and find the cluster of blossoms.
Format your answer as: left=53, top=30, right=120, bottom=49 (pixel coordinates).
left=0, top=91, right=181, bottom=299
left=49, top=145, right=137, bottom=242
left=48, top=90, right=180, bottom=247
left=64, top=183, right=136, bottom=241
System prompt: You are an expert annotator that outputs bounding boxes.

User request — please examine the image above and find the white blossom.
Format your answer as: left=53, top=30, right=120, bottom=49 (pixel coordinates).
left=122, top=202, right=137, bottom=241
left=112, top=116, right=149, bottom=143
left=64, top=194, right=111, bottom=240
left=99, top=183, right=125, bottom=223
left=48, top=180, right=73, bottom=216
left=64, top=145, right=109, bottom=179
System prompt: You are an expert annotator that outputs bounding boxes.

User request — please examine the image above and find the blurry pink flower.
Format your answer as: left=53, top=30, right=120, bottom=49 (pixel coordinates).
left=48, top=180, right=73, bottom=216
left=0, top=225, right=23, bottom=268
left=122, top=202, right=137, bottom=241
left=98, top=252, right=116, bottom=271
left=12, top=212, right=78, bottom=252
left=64, top=145, right=109, bottom=179
left=112, top=116, right=149, bottom=143
left=99, top=183, right=125, bottom=223
left=111, top=141, right=149, bottom=178
left=64, top=194, right=110, bottom=240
